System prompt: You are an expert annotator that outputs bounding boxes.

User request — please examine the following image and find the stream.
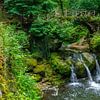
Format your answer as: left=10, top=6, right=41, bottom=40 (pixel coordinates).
left=43, top=77, right=100, bottom=100
left=43, top=54, right=100, bottom=100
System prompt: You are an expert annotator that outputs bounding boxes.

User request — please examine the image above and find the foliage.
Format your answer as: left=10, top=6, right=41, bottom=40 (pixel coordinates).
left=91, top=32, right=100, bottom=49
left=0, top=23, right=41, bottom=100
left=69, top=0, right=100, bottom=12
left=30, top=17, right=88, bottom=42
left=50, top=53, right=71, bottom=76
left=4, top=0, right=57, bottom=22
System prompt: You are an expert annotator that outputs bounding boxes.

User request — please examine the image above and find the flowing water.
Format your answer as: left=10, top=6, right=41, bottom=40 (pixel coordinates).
left=70, top=64, right=78, bottom=83
left=69, top=64, right=81, bottom=86
left=43, top=78, right=100, bottom=100
left=80, top=54, right=93, bottom=82
left=95, top=56, right=100, bottom=82
left=43, top=54, right=100, bottom=100
left=83, top=63, right=93, bottom=82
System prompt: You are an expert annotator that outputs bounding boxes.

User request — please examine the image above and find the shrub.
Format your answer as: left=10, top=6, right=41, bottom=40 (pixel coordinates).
left=0, top=23, right=41, bottom=100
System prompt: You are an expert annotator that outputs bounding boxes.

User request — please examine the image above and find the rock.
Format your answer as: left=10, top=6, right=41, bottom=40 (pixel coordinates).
left=26, top=58, right=37, bottom=67
left=75, top=61, right=86, bottom=78
left=31, top=74, right=42, bottom=81
left=82, top=52, right=94, bottom=64
left=34, top=64, right=46, bottom=73
left=74, top=52, right=95, bottom=77
left=51, top=53, right=71, bottom=77
left=60, top=37, right=89, bottom=52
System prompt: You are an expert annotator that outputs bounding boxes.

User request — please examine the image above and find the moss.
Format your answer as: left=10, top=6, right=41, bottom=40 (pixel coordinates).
left=45, top=64, right=53, bottom=77
left=31, top=74, right=42, bottom=81
left=49, top=75, right=65, bottom=86
left=34, top=64, right=46, bottom=73
left=91, top=32, right=100, bottom=50
left=26, top=58, right=38, bottom=67
left=50, top=53, right=71, bottom=77
left=75, top=61, right=85, bottom=77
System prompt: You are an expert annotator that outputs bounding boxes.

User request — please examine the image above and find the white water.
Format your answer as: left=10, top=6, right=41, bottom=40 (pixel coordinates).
left=80, top=54, right=100, bottom=90
left=69, top=64, right=82, bottom=86
left=93, top=54, right=100, bottom=76
left=95, top=58, right=100, bottom=82
left=70, top=64, right=78, bottom=83
left=96, top=59, right=100, bottom=75
left=83, top=63, right=93, bottom=82
left=43, top=54, right=100, bottom=100
left=80, top=54, right=93, bottom=82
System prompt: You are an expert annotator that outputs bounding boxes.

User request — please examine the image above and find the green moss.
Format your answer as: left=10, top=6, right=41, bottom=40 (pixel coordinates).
left=75, top=61, right=85, bottom=77
left=34, top=64, right=46, bottom=73
left=51, top=53, right=71, bottom=77
left=91, top=32, right=100, bottom=49
left=26, top=58, right=38, bottom=67
left=31, top=74, right=42, bottom=81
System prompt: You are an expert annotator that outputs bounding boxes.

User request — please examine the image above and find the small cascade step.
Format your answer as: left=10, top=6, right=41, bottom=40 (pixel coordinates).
left=80, top=54, right=93, bottom=82
left=70, top=64, right=78, bottom=83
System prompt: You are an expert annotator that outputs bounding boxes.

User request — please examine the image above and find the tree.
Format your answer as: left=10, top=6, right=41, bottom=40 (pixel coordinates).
left=69, top=0, right=100, bottom=13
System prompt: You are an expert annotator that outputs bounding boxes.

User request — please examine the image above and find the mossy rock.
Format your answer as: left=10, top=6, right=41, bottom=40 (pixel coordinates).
left=51, top=53, right=71, bottom=77
left=75, top=61, right=86, bottom=78
left=31, top=74, right=42, bottom=81
left=34, top=64, right=46, bottom=73
left=74, top=52, right=95, bottom=78
left=45, top=64, right=53, bottom=77
left=82, top=52, right=95, bottom=70
left=90, top=32, right=100, bottom=51
left=26, top=58, right=37, bottom=67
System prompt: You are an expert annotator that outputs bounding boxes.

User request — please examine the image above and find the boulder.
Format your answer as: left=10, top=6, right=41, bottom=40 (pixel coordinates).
left=34, top=64, right=46, bottom=73
left=75, top=52, right=95, bottom=77
left=26, top=58, right=37, bottom=67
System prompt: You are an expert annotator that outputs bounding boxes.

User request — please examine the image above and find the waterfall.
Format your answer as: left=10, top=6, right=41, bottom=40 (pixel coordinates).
left=94, top=55, right=100, bottom=75
left=80, top=54, right=100, bottom=89
left=80, top=54, right=93, bottom=82
left=83, top=63, right=93, bottom=82
left=96, top=59, right=100, bottom=74
left=70, top=64, right=78, bottom=83
left=93, top=54, right=100, bottom=81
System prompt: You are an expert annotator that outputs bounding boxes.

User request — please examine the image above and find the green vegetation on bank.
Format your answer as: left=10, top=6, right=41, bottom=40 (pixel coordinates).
left=0, top=23, right=40, bottom=99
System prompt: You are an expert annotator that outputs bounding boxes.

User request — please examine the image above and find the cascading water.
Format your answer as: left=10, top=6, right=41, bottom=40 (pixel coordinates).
left=70, top=64, right=78, bottom=83
left=96, top=59, right=100, bottom=75
left=69, top=64, right=81, bottom=86
left=83, top=63, right=93, bottom=82
left=80, top=54, right=93, bottom=82
left=93, top=54, right=100, bottom=81
left=80, top=54, right=100, bottom=89
left=43, top=53, right=100, bottom=100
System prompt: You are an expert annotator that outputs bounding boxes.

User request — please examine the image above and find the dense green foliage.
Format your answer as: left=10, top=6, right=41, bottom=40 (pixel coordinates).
left=69, top=0, right=100, bottom=12
left=1, top=23, right=40, bottom=100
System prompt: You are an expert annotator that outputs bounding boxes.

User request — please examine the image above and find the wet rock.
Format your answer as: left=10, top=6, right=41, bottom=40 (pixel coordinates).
left=0, top=90, right=2, bottom=97
left=75, top=61, right=86, bottom=78
left=82, top=52, right=94, bottom=64
left=74, top=52, right=95, bottom=77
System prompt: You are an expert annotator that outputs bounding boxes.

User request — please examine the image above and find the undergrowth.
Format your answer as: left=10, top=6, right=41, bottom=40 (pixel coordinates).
left=0, top=22, right=41, bottom=100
